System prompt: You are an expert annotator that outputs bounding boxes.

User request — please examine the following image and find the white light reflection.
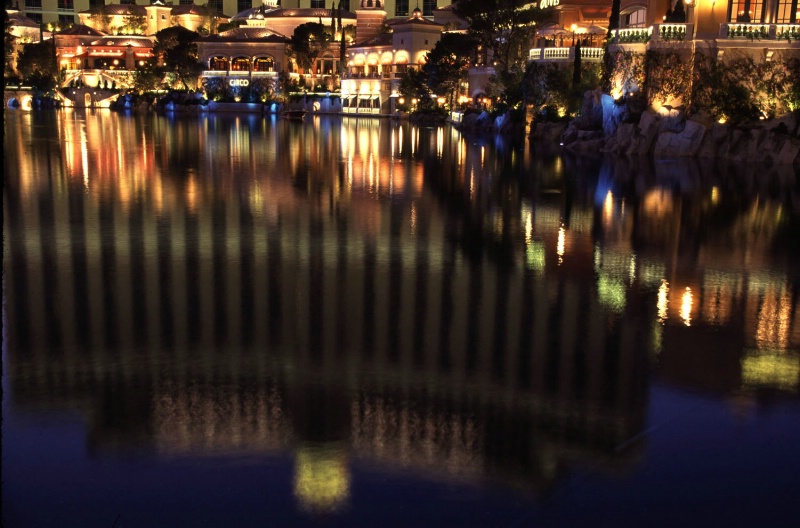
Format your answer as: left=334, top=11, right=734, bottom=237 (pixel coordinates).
left=657, top=279, right=669, bottom=323
left=629, top=253, right=637, bottom=285
left=680, top=287, right=693, bottom=326
left=436, top=127, right=443, bottom=158
left=556, top=224, right=566, bottom=265
left=80, top=123, right=89, bottom=191
left=410, top=204, right=417, bottom=236
left=525, top=213, right=533, bottom=244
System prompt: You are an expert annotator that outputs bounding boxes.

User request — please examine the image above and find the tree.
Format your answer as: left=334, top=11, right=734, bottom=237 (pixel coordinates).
left=86, top=5, right=112, bottom=33
left=602, top=0, right=622, bottom=91
left=17, top=39, right=58, bottom=91
left=666, top=1, right=687, bottom=23
left=5, top=9, right=17, bottom=79
left=289, top=22, right=332, bottom=88
left=131, top=58, right=161, bottom=94
left=154, top=25, right=203, bottom=90
left=452, top=0, right=543, bottom=73
left=397, top=67, right=433, bottom=112
left=423, top=33, right=475, bottom=108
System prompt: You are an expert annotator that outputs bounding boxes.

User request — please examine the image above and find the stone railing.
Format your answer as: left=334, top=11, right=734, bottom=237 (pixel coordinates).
left=528, top=47, right=604, bottom=62
left=653, top=23, right=692, bottom=42
left=201, top=70, right=279, bottom=78
left=611, top=27, right=652, bottom=44
left=719, top=23, right=800, bottom=41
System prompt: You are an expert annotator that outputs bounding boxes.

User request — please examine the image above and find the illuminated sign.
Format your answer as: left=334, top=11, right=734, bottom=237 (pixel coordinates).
left=539, top=0, right=560, bottom=8
left=229, top=79, right=250, bottom=87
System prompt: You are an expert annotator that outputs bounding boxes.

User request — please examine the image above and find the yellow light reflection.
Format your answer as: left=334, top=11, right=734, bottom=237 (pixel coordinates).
left=742, top=352, right=799, bottom=391
left=680, top=287, right=693, bottom=326
left=603, top=190, right=614, bottom=226
left=755, top=285, right=793, bottom=350
left=526, top=241, right=545, bottom=271
left=711, top=186, right=719, bottom=204
left=657, top=279, right=669, bottom=323
left=294, top=445, right=350, bottom=514
left=598, top=274, right=626, bottom=313
left=629, top=253, right=637, bottom=285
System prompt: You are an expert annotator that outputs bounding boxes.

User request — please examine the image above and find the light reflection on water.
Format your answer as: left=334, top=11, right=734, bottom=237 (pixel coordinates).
left=3, top=110, right=800, bottom=526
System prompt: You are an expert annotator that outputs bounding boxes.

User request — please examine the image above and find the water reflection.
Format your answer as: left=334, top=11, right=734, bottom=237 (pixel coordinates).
left=3, top=110, right=800, bottom=522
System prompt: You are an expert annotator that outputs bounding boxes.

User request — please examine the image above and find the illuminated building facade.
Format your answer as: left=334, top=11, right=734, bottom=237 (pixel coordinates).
left=341, top=4, right=444, bottom=114
left=18, top=0, right=454, bottom=27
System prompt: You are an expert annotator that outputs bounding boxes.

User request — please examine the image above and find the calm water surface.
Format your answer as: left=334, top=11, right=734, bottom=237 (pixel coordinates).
left=3, top=110, right=800, bottom=527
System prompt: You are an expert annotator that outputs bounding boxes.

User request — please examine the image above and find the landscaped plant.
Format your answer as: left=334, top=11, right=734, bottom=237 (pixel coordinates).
left=644, top=50, right=692, bottom=107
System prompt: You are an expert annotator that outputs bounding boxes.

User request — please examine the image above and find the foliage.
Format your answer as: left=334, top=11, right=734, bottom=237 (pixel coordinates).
left=86, top=6, right=112, bottom=33
left=397, top=68, right=433, bottom=112
left=154, top=26, right=203, bottom=90
left=130, top=58, right=161, bottom=94
left=665, top=0, right=686, bottom=23
left=289, top=22, right=332, bottom=75
left=118, top=15, right=146, bottom=35
left=608, top=49, right=645, bottom=97
left=423, top=33, right=475, bottom=108
left=249, top=77, right=276, bottom=102
left=691, top=54, right=761, bottom=123
left=202, top=76, right=227, bottom=101
left=4, top=9, right=16, bottom=78
left=644, top=50, right=691, bottom=107
left=452, top=0, right=544, bottom=72
left=523, top=61, right=571, bottom=116
left=17, top=39, right=57, bottom=91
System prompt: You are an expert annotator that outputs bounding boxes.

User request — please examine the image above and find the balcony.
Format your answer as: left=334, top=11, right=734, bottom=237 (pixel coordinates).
left=528, top=46, right=605, bottom=63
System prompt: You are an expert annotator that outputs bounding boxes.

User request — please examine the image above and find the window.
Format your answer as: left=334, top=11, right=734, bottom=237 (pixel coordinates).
left=58, top=0, right=74, bottom=11
left=728, top=0, right=765, bottom=22
left=207, top=0, right=223, bottom=12
left=340, top=1, right=350, bottom=9
left=624, top=9, right=647, bottom=28
left=423, top=0, right=436, bottom=16
left=254, top=57, right=275, bottom=72
left=89, top=0, right=103, bottom=7
left=775, top=0, right=798, bottom=23
left=59, top=14, right=75, bottom=26
left=27, top=12, right=42, bottom=23
left=396, top=0, right=409, bottom=17
left=237, top=0, right=250, bottom=14
left=25, top=0, right=43, bottom=8
left=311, top=0, right=325, bottom=7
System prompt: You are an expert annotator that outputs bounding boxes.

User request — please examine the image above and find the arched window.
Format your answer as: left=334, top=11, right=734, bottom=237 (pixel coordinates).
left=623, top=8, right=647, bottom=28
left=231, top=56, right=250, bottom=71
left=209, top=56, right=229, bottom=70
left=253, top=56, right=274, bottom=72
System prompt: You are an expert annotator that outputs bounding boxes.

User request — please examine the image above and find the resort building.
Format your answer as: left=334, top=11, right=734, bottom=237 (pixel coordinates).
left=15, top=0, right=453, bottom=27
left=340, top=3, right=444, bottom=114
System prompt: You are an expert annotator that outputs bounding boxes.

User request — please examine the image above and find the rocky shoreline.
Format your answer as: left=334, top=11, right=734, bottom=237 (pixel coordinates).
left=531, top=93, right=800, bottom=168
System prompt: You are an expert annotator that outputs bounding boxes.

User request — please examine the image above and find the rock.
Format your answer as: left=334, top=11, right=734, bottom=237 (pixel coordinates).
left=653, top=119, right=707, bottom=157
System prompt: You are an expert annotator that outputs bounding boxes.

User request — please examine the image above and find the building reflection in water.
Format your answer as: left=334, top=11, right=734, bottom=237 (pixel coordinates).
left=3, top=110, right=799, bottom=515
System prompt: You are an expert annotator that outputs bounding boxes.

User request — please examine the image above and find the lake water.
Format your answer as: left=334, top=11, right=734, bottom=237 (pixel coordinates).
left=3, top=110, right=800, bottom=527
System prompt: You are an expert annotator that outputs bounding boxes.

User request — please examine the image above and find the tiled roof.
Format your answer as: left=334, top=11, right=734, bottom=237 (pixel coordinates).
left=89, top=36, right=154, bottom=47
left=352, top=32, right=393, bottom=48
left=55, top=24, right=106, bottom=36
left=262, top=8, right=356, bottom=19
left=8, top=12, right=41, bottom=28
left=80, top=5, right=147, bottom=16
left=202, top=27, right=290, bottom=42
